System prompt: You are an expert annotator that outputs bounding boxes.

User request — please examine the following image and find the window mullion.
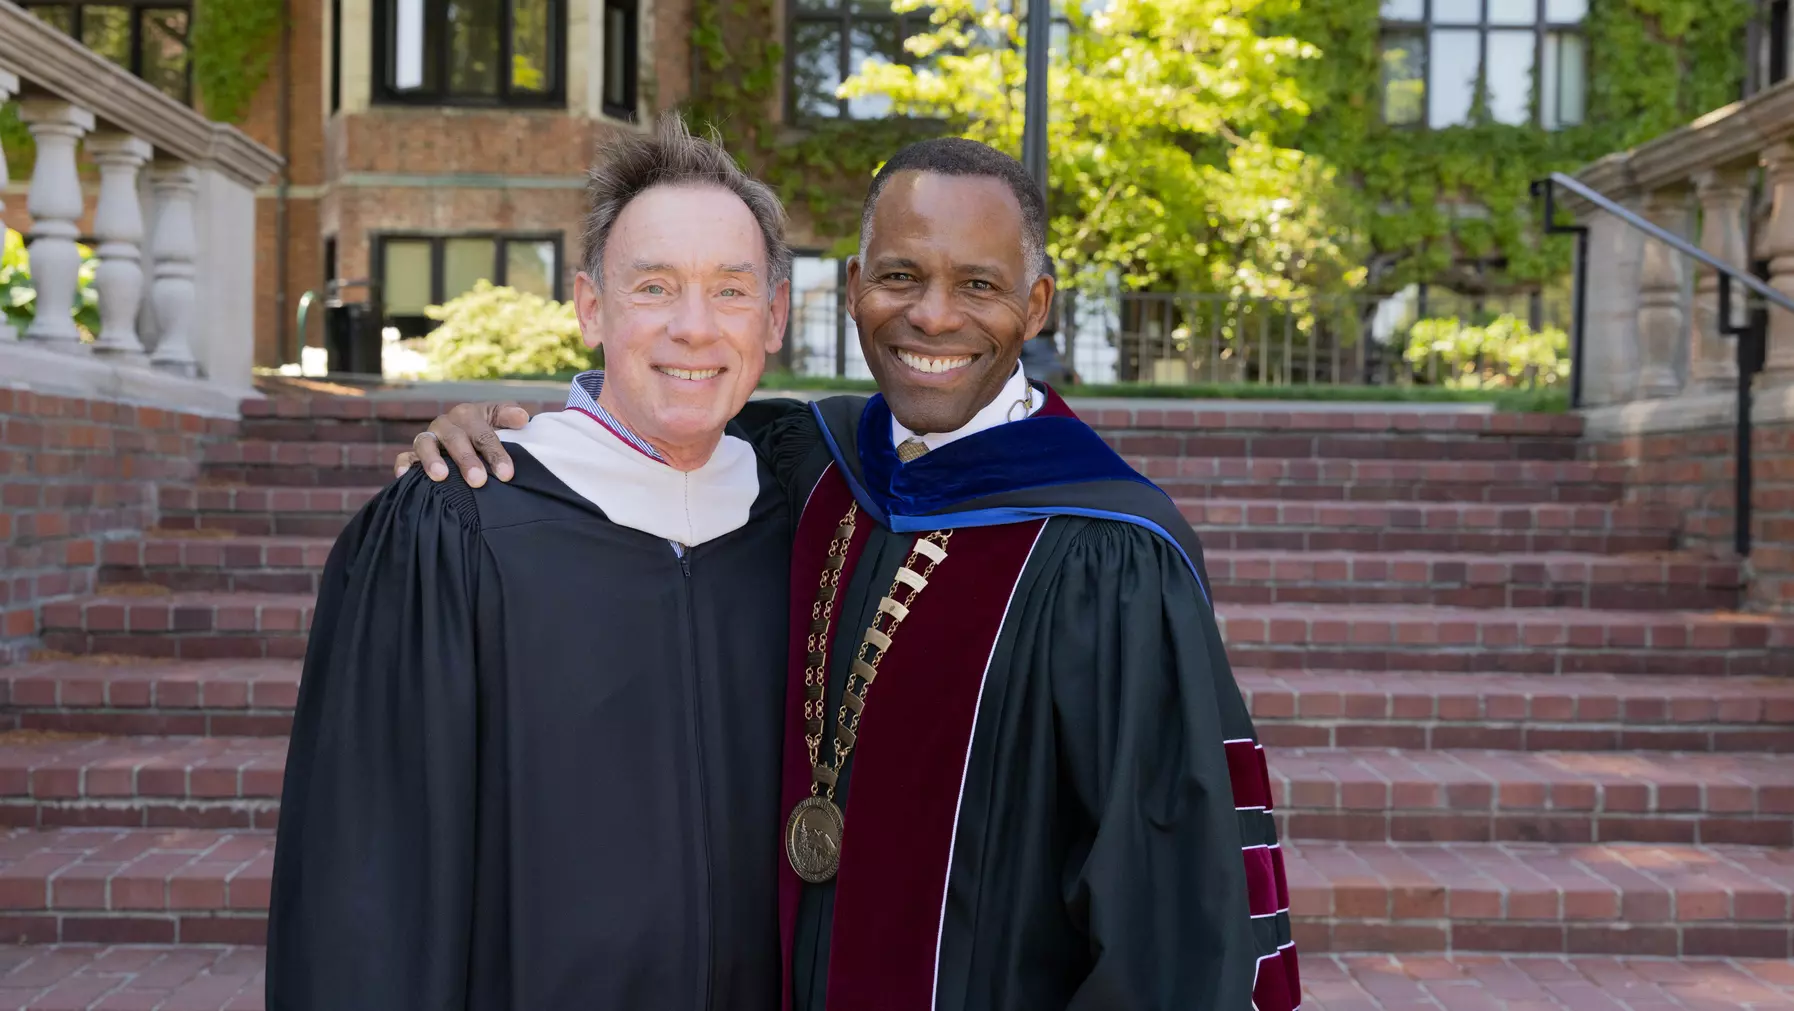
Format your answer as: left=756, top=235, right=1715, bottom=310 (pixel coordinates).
left=436, top=0, right=452, bottom=100
left=501, top=0, right=514, bottom=99
left=839, top=6, right=851, bottom=118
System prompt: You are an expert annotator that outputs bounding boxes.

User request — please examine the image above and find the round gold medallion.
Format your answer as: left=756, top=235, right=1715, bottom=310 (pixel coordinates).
left=785, top=795, right=845, bottom=884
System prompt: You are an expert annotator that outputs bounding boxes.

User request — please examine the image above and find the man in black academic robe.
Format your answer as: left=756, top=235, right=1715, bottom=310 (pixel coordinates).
left=402, top=139, right=1298, bottom=1010
left=266, top=117, right=797, bottom=1010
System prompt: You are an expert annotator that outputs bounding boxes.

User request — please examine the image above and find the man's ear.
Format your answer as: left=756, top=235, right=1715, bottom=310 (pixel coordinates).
left=1026, top=271, right=1055, bottom=340
left=765, top=279, right=791, bottom=354
left=845, top=255, right=862, bottom=324
left=574, top=271, right=603, bottom=350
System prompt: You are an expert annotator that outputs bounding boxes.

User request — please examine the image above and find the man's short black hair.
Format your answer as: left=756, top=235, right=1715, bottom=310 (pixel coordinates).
left=859, top=138, right=1050, bottom=278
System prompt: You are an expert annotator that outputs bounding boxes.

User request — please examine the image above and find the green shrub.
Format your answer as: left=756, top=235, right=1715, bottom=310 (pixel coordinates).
left=1, top=227, right=101, bottom=338
left=1401, top=314, right=1569, bottom=390
left=410, top=281, right=595, bottom=380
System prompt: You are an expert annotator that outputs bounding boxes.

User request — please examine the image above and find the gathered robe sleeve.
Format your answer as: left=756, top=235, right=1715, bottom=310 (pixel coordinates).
left=266, top=469, right=485, bottom=1010
left=1042, top=521, right=1295, bottom=1011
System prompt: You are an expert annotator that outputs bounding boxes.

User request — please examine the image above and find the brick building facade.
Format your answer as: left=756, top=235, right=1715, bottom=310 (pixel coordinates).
left=5, top=0, right=748, bottom=369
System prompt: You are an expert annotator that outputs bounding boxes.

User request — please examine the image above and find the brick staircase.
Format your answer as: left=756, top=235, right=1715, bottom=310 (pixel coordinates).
left=1, top=398, right=1793, bottom=1008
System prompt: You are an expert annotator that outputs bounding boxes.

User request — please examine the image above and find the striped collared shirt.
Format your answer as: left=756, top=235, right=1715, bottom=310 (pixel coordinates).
left=566, top=370, right=665, bottom=463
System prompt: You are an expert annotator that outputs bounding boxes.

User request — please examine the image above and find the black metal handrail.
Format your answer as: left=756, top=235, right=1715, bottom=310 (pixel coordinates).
left=1534, top=171, right=1784, bottom=558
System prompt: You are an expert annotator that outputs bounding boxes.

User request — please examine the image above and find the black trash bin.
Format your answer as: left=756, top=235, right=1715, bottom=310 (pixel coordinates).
left=323, top=279, right=385, bottom=377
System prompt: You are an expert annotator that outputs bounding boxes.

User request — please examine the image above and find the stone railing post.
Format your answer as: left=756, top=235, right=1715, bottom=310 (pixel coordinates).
left=1635, top=187, right=1690, bottom=399
left=147, top=162, right=199, bottom=377
left=87, top=132, right=154, bottom=362
left=1761, top=141, right=1794, bottom=383
left=1692, top=167, right=1751, bottom=392
left=0, top=68, right=16, bottom=343
left=18, top=98, right=94, bottom=351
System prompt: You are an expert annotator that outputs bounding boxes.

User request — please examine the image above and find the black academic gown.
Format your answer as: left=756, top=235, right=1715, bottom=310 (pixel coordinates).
left=265, top=442, right=790, bottom=1011
left=741, top=388, right=1298, bottom=1011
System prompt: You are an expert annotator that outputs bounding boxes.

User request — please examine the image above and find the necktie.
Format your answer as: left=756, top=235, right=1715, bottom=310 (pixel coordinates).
left=897, top=437, right=929, bottom=463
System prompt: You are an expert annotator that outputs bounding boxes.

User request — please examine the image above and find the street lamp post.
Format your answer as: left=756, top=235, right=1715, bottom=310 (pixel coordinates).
left=1020, top=0, right=1049, bottom=199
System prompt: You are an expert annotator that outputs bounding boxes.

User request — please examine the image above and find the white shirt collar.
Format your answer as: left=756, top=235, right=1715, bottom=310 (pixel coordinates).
left=891, top=363, right=1040, bottom=453
left=498, top=411, right=760, bottom=548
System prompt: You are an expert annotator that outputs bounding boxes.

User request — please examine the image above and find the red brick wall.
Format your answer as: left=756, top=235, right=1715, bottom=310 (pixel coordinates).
left=0, top=388, right=233, bottom=665
left=1585, top=419, right=1794, bottom=612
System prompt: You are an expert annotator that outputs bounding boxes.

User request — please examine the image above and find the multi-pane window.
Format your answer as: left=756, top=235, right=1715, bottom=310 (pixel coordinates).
left=1379, top=0, right=1587, bottom=130
left=602, top=0, right=639, bottom=119
left=23, top=1, right=191, bottom=103
left=1750, top=0, right=1791, bottom=97
left=377, top=233, right=562, bottom=337
left=788, top=0, right=930, bottom=120
left=376, top=0, right=563, bottom=105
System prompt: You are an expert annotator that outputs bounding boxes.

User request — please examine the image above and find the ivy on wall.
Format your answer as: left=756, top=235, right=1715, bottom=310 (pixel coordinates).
left=684, top=0, right=1754, bottom=289
left=191, top=0, right=286, bottom=124
left=1272, top=0, right=1754, bottom=292
left=686, top=0, right=937, bottom=250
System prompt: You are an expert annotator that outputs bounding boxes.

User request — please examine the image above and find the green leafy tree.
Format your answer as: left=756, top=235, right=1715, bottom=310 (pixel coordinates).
left=411, top=281, right=595, bottom=380
left=838, top=0, right=1365, bottom=297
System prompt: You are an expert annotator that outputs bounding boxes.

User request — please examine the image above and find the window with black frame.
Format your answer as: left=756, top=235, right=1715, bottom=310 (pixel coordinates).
left=22, top=1, right=191, bottom=103
left=602, top=0, right=639, bottom=119
left=1378, top=0, right=1587, bottom=130
left=376, top=0, right=564, bottom=105
left=377, top=234, right=563, bottom=338
left=787, top=0, right=930, bottom=120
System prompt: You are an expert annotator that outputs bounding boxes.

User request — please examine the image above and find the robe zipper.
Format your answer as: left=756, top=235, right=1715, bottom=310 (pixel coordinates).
left=677, top=549, right=716, bottom=1011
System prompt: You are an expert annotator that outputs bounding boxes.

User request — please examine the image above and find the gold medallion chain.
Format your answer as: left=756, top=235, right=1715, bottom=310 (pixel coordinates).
left=802, top=503, right=858, bottom=772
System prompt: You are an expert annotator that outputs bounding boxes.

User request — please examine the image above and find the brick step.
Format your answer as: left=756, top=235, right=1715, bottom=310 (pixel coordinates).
left=1271, top=747, right=1794, bottom=847
left=0, top=828, right=269, bottom=945
left=105, top=539, right=1739, bottom=612
left=0, top=949, right=1786, bottom=1011
left=0, top=734, right=282, bottom=830
left=1304, top=953, right=1794, bottom=1010
left=238, top=394, right=561, bottom=444
left=1183, top=501, right=1680, bottom=554
left=39, top=595, right=314, bottom=661
left=1287, top=839, right=1794, bottom=958
left=3, top=831, right=1784, bottom=960
left=154, top=487, right=375, bottom=538
left=1241, top=669, right=1794, bottom=753
left=1104, top=429, right=1579, bottom=462
left=1210, top=551, right=1743, bottom=611
left=0, top=944, right=264, bottom=1008
left=1217, top=604, right=1794, bottom=677
left=99, top=536, right=333, bottom=595
left=1134, top=457, right=1624, bottom=504
left=202, top=441, right=411, bottom=488
left=0, top=659, right=298, bottom=738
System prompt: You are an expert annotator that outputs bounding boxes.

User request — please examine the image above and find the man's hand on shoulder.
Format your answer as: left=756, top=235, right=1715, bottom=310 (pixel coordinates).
left=395, top=402, right=531, bottom=487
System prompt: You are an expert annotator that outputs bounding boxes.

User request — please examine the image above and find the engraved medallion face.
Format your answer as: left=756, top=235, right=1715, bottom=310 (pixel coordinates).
left=785, top=796, right=845, bottom=884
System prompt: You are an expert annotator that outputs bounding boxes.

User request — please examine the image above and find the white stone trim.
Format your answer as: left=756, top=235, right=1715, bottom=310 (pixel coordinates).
left=0, top=341, right=254, bottom=418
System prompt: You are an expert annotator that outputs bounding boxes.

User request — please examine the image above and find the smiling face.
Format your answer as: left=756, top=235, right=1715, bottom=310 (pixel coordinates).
left=848, top=171, right=1053, bottom=435
left=576, top=182, right=789, bottom=469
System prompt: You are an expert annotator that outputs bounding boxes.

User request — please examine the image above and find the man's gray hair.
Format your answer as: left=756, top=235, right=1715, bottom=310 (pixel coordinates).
left=581, top=114, right=793, bottom=294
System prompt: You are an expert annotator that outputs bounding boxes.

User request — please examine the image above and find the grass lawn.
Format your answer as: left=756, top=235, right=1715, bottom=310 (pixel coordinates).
left=754, top=373, right=1569, bottom=413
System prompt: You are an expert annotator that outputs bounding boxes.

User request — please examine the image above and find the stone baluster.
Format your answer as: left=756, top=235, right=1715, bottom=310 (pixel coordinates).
left=1635, top=187, right=1690, bottom=399
left=18, top=99, right=94, bottom=350
left=0, top=69, right=17, bottom=342
left=87, top=133, right=154, bottom=361
left=1761, top=142, right=1794, bottom=383
left=1692, top=168, right=1751, bottom=392
left=147, top=163, right=200, bottom=376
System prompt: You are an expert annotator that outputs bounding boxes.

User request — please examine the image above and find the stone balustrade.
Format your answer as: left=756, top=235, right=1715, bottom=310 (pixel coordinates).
left=1570, top=79, right=1794, bottom=415
left=0, top=0, right=280, bottom=414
